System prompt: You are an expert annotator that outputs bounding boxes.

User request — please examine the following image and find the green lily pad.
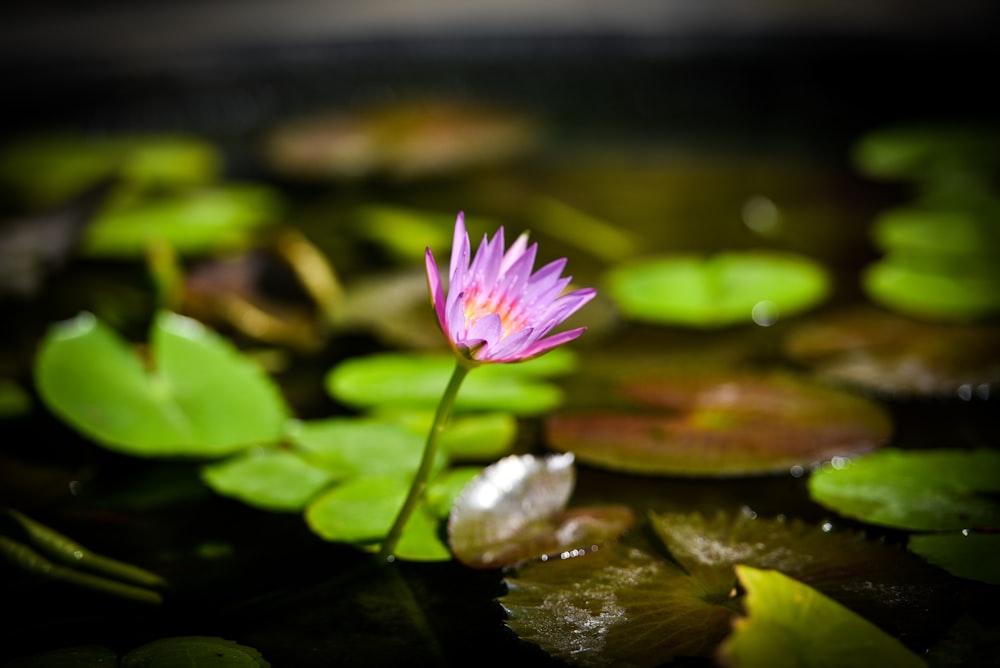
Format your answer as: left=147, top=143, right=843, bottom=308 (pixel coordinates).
left=0, top=379, right=31, bottom=418
left=305, top=473, right=466, bottom=561
left=326, top=351, right=574, bottom=415
left=605, top=251, right=830, bottom=328
left=121, top=636, right=270, bottom=667
left=908, top=533, right=1000, bottom=585
left=782, top=306, right=1000, bottom=397
left=306, top=476, right=413, bottom=545
left=377, top=409, right=518, bottom=461
left=83, top=184, right=283, bottom=258
left=34, top=311, right=289, bottom=457
left=0, top=134, right=220, bottom=208
left=851, top=123, right=1000, bottom=184
left=808, top=449, right=1000, bottom=531
left=285, top=417, right=447, bottom=480
left=871, top=203, right=1000, bottom=259
left=448, top=453, right=636, bottom=568
left=719, top=566, right=927, bottom=668
left=862, top=258, right=1000, bottom=322
left=503, top=510, right=946, bottom=666
left=200, top=448, right=335, bottom=512
left=546, top=370, right=891, bottom=476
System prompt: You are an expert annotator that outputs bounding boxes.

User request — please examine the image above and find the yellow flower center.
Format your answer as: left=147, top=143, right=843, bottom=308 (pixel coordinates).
left=462, top=287, right=525, bottom=338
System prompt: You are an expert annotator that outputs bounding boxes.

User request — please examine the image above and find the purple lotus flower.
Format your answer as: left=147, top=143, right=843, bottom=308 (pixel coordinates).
left=425, top=212, right=596, bottom=365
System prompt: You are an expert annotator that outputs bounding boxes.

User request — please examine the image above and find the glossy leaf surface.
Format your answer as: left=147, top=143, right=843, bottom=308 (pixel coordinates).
left=448, top=453, right=636, bottom=568
left=504, top=510, right=946, bottom=666
left=546, top=370, right=891, bottom=476
left=35, top=311, right=289, bottom=457
left=326, top=351, right=574, bottom=415
left=808, top=449, right=1000, bottom=531
left=719, top=566, right=927, bottom=668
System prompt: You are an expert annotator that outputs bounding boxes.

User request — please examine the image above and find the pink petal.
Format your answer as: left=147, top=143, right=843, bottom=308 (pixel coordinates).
left=449, top=212, right=469, bottom=283
left=425, top=248, right=448, bottom=334
left=511, top=327, right=588, bottom=362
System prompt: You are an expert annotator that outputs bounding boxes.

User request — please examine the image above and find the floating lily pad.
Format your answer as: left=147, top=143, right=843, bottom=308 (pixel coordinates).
left=121, top=636, right=270, bottom=667
left=546, top=370, right=891, bottom=476
left=808, top=448, right=1000, bottom=531
left=326, top=351, right=574, bottom=415
left=83, top=184, right=283, bottom=258
left=605, top=251, right=830, bottom=328
left=719, top=566, right=926, bottom=668
left=863, top=258, right=1000, bottom=322
left=305, top=472, right=469, bottom=561
left=783, top=305, right=1000, bottom=396
left=200, top=448, right=335, bottom=512
left=871, top=203, right=1000, bottom=258
left=264, top=100, right=536, bottom=181
left=378, top=409, right=518, bottom=461
left=34, top=311, right=289, bottom=457
left=0, top=134, right=220, bottom=208
left=908, top=533, right=1000, bottom=585
left=851, top=123, right=1000, bottom=184
left=503, top=510, right=947, bottom=666
left=448, top=453, right=635, bottom=568
left=285, top=417, right=448, bottom=481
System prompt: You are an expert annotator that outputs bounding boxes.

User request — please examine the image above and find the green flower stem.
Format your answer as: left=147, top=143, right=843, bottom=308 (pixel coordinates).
left=378, top=360, right=472, bottom=562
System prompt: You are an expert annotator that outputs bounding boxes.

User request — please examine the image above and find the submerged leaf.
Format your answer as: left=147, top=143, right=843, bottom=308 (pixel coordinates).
left=719, top=566, right=927, bottom=668
left=605, top=251, right=830, bottom=328
left=121, top=636, right=269, bottom=667
left=808, top=449, right=1000, bottom=531
left=34, top=311, right=289, bottom=457
left=546, top=370, right=891, bottom=476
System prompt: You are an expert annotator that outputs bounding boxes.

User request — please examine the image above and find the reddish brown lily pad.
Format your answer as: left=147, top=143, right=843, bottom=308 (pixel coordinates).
left=545, top=370, right=891, bottom=476
left=783, top=305, right=1000, bottom=397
